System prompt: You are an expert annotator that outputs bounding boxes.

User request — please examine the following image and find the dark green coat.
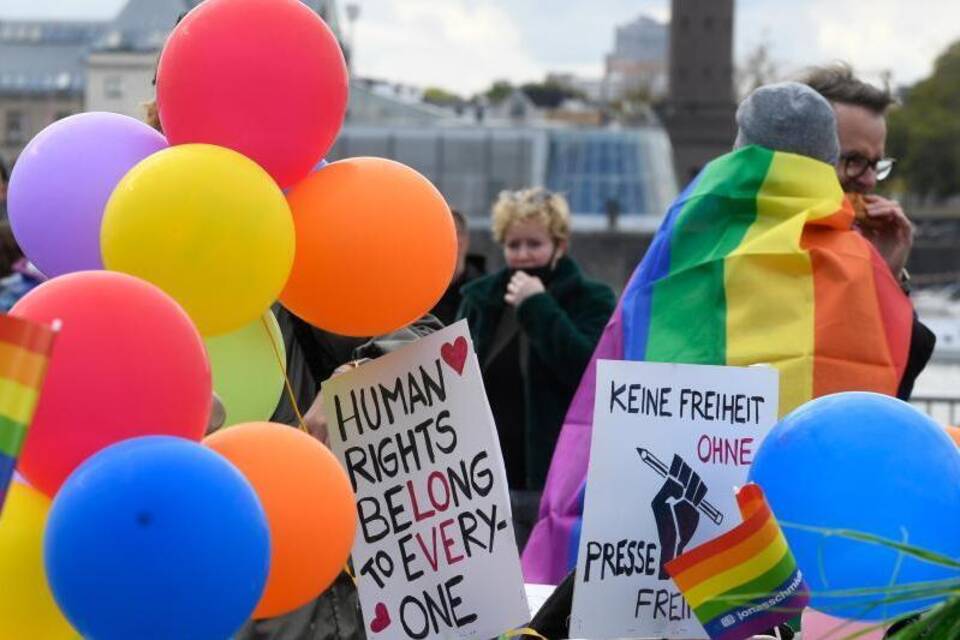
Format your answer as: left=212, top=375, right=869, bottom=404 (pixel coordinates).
left=458, top=256, right=616, bottom=489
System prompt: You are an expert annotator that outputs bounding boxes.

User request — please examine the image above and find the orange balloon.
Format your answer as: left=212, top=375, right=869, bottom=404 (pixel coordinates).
left=280, top=158, right=457, bottom=336
left=204, top=422, right=356, bottom=619
left=946, top=426, right=960, bottom=447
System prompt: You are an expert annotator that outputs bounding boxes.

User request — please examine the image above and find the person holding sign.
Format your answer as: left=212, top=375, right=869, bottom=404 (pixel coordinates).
left=524, top=81, right=918, bottom=597
left=457, top=188, right=615, bottom=549
left=234, top=308, right=442, bottom=640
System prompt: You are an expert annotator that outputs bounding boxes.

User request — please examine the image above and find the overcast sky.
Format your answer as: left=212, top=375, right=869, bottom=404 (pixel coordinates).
left=2, top=0, right=959, bottom=95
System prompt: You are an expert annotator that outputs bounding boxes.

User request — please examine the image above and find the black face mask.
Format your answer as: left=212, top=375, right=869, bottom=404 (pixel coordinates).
left=509, top=246, right=561, bottom=286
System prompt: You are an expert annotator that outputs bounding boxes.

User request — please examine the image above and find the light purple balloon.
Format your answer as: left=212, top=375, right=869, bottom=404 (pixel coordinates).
left=8, top=112, right=168, bottom=277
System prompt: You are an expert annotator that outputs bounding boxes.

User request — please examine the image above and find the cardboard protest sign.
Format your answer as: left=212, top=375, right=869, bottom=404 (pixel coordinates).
left=570, top=360, right=779, bottom=639
left=322, top=321, right=529, bottom=640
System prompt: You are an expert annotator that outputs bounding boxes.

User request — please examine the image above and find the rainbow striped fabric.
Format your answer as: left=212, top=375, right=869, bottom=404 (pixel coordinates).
left=665, top=483, right=809, bottom=639
left=522, top=146, right=914, bottom=584
left=0, top=314, right=56, bottom=509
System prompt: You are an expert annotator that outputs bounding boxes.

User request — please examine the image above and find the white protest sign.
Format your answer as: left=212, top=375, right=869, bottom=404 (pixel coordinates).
left=322, top=321, right=529, bottom=640
left=570, top=360, right=779, bottom=639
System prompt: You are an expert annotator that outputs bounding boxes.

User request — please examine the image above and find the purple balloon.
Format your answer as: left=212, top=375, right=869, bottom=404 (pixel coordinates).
left=8, top=112, right=168, bottom=277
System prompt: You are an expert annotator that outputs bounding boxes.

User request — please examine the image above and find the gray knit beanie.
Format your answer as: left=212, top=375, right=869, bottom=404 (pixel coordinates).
left=734, top=81, right=840, bottom=165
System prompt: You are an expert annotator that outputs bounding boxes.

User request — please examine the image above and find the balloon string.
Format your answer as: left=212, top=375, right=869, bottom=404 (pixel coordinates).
left=261, top=314, right=309, bottom=433
left=262, top=315, right=356, bottom=585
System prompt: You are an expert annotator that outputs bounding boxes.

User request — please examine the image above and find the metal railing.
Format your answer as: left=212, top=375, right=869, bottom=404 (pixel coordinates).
left=911, top=396, right=960, bottom=426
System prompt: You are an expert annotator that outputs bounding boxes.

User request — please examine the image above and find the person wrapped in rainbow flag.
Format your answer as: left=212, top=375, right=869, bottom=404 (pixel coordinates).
left=522, top=81, right=930, bottom=592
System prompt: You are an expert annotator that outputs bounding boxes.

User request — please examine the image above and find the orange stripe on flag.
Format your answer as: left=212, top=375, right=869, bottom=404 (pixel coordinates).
left=0, top=315, right=56, bottom=355
left=0, top=342, right=48, bottom=389
left=671, top=514, right=782, bottom=592
left=801, top=227, right=905, bottom=398
left=665, top=499, right=772, bottom=575
left=869, top=247, right=911, bottom=384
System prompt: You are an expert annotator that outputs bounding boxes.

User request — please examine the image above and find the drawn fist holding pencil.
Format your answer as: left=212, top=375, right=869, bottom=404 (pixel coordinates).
left=644, top=450, right=716, bottom=580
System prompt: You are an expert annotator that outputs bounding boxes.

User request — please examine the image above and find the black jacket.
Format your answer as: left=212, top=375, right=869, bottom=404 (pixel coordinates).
left=236, top=308, right=442, bottom=640
left=898, top=316, right=936, bottom=400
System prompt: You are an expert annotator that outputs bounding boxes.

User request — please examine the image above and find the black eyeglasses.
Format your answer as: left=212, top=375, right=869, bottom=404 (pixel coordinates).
left=840, top=153, right=895, bottom=181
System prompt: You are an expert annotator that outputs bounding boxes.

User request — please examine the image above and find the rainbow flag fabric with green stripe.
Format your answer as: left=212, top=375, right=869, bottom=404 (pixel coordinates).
left=633, top=145, right=911, bottom=415
left=0, top=313, right=56, bottom=509
left=665, top=484, right=809, bottom=640
left=522, top=146, right=915, bottom=584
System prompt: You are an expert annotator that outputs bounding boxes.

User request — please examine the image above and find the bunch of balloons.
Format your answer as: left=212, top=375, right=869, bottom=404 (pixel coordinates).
left=749, top=392, right=960, bottom=622
left=8, top=0, right=457, bottom=423
left=0, top=0, right=461, bottom=635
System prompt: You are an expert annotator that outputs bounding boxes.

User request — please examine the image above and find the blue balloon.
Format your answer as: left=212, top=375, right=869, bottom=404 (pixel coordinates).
left=45, top=436, right=270, bottom=640
left=749, top=392, right=960, bottom=621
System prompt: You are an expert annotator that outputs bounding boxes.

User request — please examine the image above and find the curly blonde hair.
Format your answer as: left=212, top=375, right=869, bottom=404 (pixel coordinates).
left=491, top=188, right=571, bottom=244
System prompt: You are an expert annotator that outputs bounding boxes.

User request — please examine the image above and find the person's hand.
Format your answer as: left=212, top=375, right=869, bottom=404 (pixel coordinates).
left=504, top=270, right=546, bottom=307
left=651, top=454, right=707, bottom=579
left=857, top=195, right=914, bottom=277
left=303, top=360, right=368, bottom=445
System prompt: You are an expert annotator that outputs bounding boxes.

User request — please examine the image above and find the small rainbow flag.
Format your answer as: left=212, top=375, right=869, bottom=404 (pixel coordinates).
left=0, top=314, right=56, bottom=510
left=665, top=484, right=809, bottom=640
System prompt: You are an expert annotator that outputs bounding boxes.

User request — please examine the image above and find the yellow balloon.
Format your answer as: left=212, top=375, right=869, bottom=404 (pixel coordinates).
left=0, top=481, right=77, bottom=639
left=101, top=144, right=295, bottom=336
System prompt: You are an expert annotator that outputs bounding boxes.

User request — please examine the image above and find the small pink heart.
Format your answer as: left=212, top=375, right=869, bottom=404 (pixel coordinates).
left=370, top=602, right=392, bottom=633
left=441, top=336, right=468, bottom=375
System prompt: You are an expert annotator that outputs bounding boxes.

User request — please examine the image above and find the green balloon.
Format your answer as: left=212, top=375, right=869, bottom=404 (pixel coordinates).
left=205, top=311, right=286, bottom=426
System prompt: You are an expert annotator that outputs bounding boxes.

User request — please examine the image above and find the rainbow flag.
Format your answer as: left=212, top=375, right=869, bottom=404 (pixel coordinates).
left=522, top=146, right=914, bottom=584
left=665, top=484, right=809, bottom=640
left=0, top=314, right=56, bottom=510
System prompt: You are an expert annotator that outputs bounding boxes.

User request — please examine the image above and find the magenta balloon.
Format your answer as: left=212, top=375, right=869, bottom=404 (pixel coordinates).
left=8, top=112, right=168, bottom=277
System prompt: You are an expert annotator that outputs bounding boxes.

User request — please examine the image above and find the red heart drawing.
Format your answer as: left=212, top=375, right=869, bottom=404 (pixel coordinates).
left=370, top=602, right=391, bottom=633
left=441, top=336, right=468, bottom=375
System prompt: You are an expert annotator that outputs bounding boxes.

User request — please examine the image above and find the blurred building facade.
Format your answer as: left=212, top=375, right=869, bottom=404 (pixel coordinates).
left=604, top=16, right=669, bottom=101
left=328, top=125, right=676, bottom=225
left=85, top=0, right=201, bottom=118
left=0, top=19, right=100, bottom=164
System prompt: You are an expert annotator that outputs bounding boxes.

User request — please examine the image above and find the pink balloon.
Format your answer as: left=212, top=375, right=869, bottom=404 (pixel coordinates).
left=156, top=0, right=347, bottom=189
left=800, top=609, right=885, bottom=640
left=11, top=271, right=211, bottom=497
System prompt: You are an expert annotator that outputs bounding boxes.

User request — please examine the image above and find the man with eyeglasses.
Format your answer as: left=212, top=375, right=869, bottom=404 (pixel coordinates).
left=804, top=63, right=934, bottom=398
left=804, top=64, right=906, bottom=276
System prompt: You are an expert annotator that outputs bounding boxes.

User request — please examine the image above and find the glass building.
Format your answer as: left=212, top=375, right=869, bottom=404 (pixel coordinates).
left=328, top=125, right=676, bottom=228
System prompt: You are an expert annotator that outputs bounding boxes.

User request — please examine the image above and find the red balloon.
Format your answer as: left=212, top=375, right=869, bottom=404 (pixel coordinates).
left=11, top=272, right=211, bottom=497
left=156, top=0, right=348, bottom=189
